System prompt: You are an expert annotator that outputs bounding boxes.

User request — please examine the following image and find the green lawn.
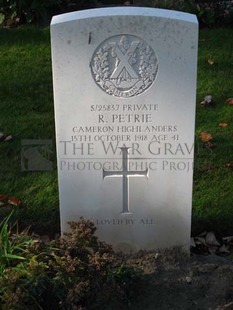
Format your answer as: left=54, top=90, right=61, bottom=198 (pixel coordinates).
left=193, top=27, right=233, bottom=235
left=0, top=26, right=232, bottom=236
left=0, top=27, right=59, bottom=235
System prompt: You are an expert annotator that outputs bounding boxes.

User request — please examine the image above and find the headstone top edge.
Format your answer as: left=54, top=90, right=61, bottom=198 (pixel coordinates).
left=50, top=7, right=198, bottom=27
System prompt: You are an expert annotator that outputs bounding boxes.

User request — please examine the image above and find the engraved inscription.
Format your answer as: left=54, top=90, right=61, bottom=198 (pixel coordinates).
left=103, top=146, right=148, bottom=214
left=91, top=35, right=158, bottom=98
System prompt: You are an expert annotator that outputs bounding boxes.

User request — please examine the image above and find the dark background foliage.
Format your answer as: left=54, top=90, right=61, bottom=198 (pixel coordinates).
left=0, top=0, right=233, bottom=26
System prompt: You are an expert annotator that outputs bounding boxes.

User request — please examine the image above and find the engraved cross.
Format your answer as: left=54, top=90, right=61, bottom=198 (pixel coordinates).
left=110, top=41, right=139, bottom=79
left=103, top=147, right=148, bottom=214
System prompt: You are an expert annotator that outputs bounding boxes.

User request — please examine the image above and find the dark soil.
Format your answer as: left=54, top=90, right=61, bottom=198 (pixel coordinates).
left=3, top=209, right=233, bottom=309
left=116, top=249, right=233, bottom=310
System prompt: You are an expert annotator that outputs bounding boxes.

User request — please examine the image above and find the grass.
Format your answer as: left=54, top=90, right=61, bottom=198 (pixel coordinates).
left=0, top=26, right=233, bottom=237
left=0, top=27, right=59, bottom=235
left=193, top=27, right=233, bottom=235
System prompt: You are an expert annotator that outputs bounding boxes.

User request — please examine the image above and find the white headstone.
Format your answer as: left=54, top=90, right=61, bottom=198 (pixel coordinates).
left=51, top=7, right=198, bottom=252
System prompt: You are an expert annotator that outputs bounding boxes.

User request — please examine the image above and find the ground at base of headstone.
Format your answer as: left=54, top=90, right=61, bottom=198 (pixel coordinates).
left=1, top=211, right=233, bottom=310
left=116, top=248, right=233, bottom=310
left=17, top=228, right=233, bottom=309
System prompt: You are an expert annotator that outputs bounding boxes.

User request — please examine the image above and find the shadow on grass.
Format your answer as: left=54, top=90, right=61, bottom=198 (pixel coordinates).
left=0, top=26, right=50, bottom=46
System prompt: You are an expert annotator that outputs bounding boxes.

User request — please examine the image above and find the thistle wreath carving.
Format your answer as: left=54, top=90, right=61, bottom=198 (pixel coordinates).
left=91, top=35, right=158, bottom=98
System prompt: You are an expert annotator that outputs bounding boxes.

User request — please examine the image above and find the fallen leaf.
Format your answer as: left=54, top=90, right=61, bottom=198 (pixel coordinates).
left=4, top=135, right=12, bottom=141
left=193, top=242, right=210, bottom=254
left=208, top=59, right=214, bottom=65
left=200, top=95, right=213, bottom=106
left=185, top=276, right=192, bottom=284
left=223, top=236, right=233, bottom=243
left=205, top=231, right=221, bottom=246
left=200, top=100, right=206, bottom=106
left=205, top=141, right=217, bottom=148
left=219, top=122, right=228, bottom=128
left=216, top=302, right=233, bottom=310
left=226, top=98, right=233, bottom=105
left=8, top=197, right=21, bottom=206
left=205, top=95, right=212, bottom=103
left=199, top=132, right=213, bottom=143
left=218, top=244, right=230, bottom=254
left=224, top=163, right=233, bottom=170
left=0, top=194, right=8, bottom=201
left=0, top=134, right=13, bottom=142
left=202, top=163, right=215, bottom=170
left=195, top=236, right=207, bottom=246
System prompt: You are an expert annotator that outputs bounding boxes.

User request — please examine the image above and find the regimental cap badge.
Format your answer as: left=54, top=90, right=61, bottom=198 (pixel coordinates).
left=90, top=34, right=158, bottom=98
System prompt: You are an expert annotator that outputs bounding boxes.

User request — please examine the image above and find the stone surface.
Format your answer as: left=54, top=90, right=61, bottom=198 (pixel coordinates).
left=51, top=7, right=198, bottom=252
